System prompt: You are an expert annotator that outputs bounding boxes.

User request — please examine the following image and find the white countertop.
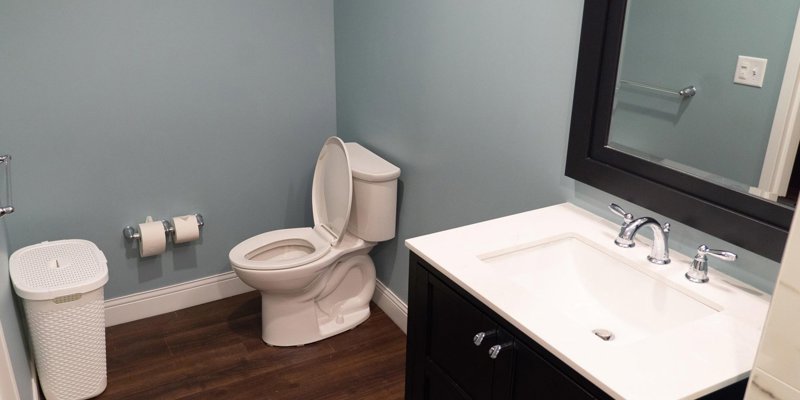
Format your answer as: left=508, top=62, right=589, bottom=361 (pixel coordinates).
left=405, top=203, right=770, bottom=400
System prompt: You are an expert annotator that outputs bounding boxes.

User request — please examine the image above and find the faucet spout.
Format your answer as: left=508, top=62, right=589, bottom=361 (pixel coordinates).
left=614, top=217, right=671, bottom=265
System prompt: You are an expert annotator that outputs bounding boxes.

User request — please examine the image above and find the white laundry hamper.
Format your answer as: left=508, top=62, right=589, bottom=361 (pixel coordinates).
left=9, top=239, right=109, bottom=400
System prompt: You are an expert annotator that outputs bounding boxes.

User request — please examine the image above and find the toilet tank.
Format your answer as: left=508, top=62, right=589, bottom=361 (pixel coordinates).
left=344, top=143, right=401, bottom=242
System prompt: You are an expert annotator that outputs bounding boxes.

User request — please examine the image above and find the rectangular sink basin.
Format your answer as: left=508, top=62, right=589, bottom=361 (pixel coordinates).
left=479, top=235, right=718, bottom=344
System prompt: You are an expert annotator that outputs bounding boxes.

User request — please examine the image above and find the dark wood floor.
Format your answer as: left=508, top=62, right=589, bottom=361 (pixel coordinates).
left=96, top=291, right=406, bottom=399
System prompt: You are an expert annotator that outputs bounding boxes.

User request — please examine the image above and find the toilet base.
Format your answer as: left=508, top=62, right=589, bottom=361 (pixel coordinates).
left=261, top=308, right=371, bottom=347
left=259, top=254, right=376, bottom=346
left=316, top=305, right=371, bottom=343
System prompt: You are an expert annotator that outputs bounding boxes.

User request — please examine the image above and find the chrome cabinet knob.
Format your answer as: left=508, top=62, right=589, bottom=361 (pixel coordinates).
left=473, top=330, right=496, bottom=346
left=686, top=244, right=737, bottom=283
left=473, top=332, right=486, bottom=346
left=488, top=342, right=513, bottom=359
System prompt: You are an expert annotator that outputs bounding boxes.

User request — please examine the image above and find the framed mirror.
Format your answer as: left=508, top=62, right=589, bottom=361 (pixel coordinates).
left=566, top=0, right=799, bottom=261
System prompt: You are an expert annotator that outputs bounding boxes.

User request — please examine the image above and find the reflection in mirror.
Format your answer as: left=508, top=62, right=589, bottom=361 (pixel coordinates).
left=567, top=0, right=795, bottom=260
left=607, top=0, right=800, bottom=207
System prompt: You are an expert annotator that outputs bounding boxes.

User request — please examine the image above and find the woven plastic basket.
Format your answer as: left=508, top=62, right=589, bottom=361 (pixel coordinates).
left=10, top=239, right=109, bottom=400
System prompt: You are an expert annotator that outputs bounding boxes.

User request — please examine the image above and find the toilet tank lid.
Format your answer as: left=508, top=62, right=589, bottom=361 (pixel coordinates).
left=344, top=142, right=401, bottom=182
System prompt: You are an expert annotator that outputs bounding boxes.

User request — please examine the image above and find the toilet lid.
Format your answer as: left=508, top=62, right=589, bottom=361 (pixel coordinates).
left=311, top=137, right=352, bottom=246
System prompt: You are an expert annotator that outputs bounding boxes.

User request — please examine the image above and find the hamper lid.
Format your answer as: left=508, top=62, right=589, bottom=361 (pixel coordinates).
left=9, top=239, right=108, bottom=301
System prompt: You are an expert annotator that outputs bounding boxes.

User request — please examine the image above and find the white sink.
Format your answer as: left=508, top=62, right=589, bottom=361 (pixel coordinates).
left=479, top=235, right=717, bottom=345
left=406, top=203, right=770, bottom=399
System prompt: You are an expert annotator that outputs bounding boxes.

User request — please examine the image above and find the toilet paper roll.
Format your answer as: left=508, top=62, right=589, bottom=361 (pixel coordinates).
left=138, top=220, right=167, bottom=257
left=172, top=215, right=201, bottom=244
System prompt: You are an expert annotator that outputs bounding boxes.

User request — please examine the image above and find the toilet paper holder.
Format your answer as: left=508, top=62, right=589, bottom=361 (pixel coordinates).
left=123, top=214, right=205, bottom=242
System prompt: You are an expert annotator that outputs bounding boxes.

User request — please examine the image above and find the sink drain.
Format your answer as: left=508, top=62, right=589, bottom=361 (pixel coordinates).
left=592, top=329, right=614, bottom=341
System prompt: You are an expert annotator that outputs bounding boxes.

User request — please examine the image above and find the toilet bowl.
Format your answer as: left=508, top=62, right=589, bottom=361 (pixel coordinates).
left=229, top=137, right=400, bottom=346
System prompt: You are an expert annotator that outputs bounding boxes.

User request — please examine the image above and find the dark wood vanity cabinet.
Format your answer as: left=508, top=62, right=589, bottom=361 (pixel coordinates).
left=405, top=252, right=748, bottom=400
left=405, top=252, right=606, bottom=400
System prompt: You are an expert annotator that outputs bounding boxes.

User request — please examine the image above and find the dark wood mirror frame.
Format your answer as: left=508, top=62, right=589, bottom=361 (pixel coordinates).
left=565, top=0, right=793, bottom=262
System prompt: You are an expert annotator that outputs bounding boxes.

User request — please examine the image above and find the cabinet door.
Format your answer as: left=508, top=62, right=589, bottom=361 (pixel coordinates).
left=509, top=340, right=593, bottom=399
left=406, top=255, right=601, bottom=400
left=427, top=275, right=499, bottom=399
left=424, top=366, right=471, bottom=400
left=426, top=378, right=468, bottom=400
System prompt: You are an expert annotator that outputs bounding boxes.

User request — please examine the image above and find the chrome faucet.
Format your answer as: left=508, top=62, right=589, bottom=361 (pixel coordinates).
left=608, top=204, right=671, bottom=265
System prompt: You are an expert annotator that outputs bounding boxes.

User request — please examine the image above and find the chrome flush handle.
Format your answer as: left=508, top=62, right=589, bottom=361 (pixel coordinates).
left=686, top=244, right=737, bottom=283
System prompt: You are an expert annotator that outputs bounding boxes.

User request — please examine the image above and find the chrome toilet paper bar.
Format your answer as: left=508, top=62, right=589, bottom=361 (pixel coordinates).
left=123, top=214, right=204, bottom=242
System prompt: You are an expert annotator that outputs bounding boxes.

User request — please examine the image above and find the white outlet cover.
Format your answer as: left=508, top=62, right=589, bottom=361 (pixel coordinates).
left=734, top=55, right=768, bottom=88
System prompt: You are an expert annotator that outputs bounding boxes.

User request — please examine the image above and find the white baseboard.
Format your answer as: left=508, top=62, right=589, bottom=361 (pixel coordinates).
left=104, top=271, right=409, bottom=335
left=104, top=271, right=254, bottom=327
left=373, top=280, right=408, bottom=334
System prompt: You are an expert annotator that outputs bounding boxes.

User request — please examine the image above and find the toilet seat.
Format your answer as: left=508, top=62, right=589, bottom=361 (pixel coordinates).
left=229, top=227, right=331, bottom=271
left=229, top=137, right=354, bottom=272
left=311, top=137, right=352, bottom=245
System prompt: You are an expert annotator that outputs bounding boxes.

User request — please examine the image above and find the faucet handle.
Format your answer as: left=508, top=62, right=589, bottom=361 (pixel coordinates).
left=686, top=244, right=737, bottom=283
left=697, top=245, right=737, bottom=262
left=608, top=203, right=634, bottom=225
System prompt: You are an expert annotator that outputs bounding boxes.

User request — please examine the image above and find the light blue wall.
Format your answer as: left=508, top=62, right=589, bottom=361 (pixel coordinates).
left=0, top=0, right=782, bottom=365
left=0, top=1, right=336, bottom=299
left=611, top=0, right=800, bottom=186
left=0, top=220, right=33, bottom=400
left=334, top=0, right=781, bottom=301
left=335, top=0, right=583, bottom=300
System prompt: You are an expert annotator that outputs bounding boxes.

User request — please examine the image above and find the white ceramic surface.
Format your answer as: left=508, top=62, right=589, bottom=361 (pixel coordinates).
left=406, top=203, right=771, bottom=400
left=311, top=136, right=352, bottom=245
left=229, top=138, right=401, bottom=346
left=479, top=235, right=717, bottom=345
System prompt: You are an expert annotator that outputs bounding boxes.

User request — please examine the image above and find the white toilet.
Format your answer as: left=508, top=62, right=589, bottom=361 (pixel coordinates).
left=229, top=136, right=400, bottom=346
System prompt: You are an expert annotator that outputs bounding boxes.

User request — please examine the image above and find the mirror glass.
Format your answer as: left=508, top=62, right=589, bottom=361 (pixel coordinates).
left=608, top=0, right=800, bottom=207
